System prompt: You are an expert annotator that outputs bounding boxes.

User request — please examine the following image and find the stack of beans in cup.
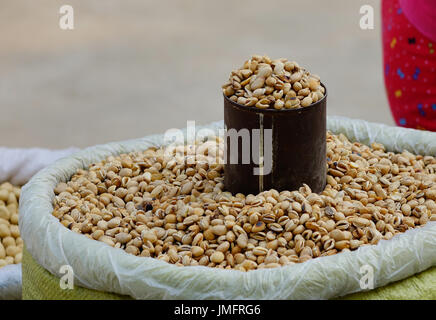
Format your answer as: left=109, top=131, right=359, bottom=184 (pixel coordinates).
left=222, top=54, right=325, bottom=110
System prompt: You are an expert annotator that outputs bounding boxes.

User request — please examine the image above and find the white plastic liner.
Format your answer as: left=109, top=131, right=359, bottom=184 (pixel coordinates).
left=0, top=147, right=78, bottom=300
left=0, top=264, right=21, bottom=300
left=0, top=147, right=78, bottom=186
left=19, top=116, right=436, bottom=299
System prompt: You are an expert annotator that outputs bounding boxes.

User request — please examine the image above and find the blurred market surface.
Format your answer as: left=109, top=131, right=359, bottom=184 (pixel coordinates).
left=0, top=0, right=393, bottom=148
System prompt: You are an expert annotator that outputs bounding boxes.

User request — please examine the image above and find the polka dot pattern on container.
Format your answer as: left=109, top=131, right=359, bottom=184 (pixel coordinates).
left=397, top=68, right=405, bottom=79
left=382, top=0, right=436, bottom=131
left=417, top=103, right=426, bottom=117
left=385, top=64, right=390, bottom=76
left=413, top=67, right=420, bottom=80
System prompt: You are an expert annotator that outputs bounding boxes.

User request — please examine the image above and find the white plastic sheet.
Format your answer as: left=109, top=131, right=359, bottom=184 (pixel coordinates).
left=19, top=117, right=436, bottom=299
left=0, top=147, right=78, bottom=300
left=0, top=147, right=78, bottom=186
left=0, top=264, right=21, bottom=300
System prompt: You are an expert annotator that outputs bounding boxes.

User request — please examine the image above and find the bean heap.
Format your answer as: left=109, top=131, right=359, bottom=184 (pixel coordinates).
left=222, top=54, right=325, bottom=110
left=53, top=133, right=436, bottom=271
left=0, top=183, right=22, bottom=268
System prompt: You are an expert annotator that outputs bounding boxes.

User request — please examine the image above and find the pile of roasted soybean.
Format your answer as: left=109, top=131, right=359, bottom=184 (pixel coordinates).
left=53, top=133, right=436, bottom=271
left=222, top=54, right=325, bottom=109
left=0, top=183, right=22, bottom=268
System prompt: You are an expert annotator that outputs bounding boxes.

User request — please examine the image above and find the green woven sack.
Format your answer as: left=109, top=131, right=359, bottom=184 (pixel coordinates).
left=22, top=247, right=130, bottom=300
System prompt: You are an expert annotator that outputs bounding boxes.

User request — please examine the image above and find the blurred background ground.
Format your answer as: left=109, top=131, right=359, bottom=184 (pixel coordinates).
left=0, top=0, right=394, bottom=149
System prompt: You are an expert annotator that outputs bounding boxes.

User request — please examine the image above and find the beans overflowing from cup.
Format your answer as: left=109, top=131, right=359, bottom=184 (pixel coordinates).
left=222, top=55, right=325, bottom=110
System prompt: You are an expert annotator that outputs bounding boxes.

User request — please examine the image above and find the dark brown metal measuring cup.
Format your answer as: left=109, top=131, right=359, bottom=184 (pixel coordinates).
left=224, top=85, right=327, bottom=195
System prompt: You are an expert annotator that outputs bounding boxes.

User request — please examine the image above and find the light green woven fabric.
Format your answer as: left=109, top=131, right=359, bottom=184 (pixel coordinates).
left=341, top=267, right=436, bottom=300
left=22, top=247, right=131, bottom=300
